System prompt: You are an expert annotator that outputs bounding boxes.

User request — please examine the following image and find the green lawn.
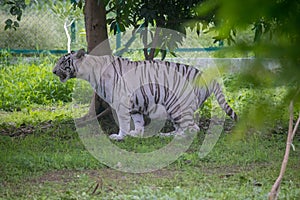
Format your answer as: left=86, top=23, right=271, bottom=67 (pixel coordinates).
left=0, top=106, right=299, bottom=199
left=0, top=56, right=299, bottom=199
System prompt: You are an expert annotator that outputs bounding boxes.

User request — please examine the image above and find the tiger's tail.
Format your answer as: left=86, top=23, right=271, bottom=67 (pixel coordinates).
left=213, top=81, right=238, bottom=121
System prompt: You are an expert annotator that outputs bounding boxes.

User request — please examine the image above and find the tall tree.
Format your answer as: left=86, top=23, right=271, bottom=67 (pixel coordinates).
left=84, top=0, right=110, bottom=54
left=81, top=0, right=112, bottom=124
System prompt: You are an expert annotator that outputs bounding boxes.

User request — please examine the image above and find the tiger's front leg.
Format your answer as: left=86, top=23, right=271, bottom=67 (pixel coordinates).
left=109, top=108, right=131, bottom=141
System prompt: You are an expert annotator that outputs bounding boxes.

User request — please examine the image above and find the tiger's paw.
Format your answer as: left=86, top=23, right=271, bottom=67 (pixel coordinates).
left=159, top=131, right=177, bottom=137
left=128, top=130, right=139, bottom=137
left=188, top=124, right=200, bottom=133
left=109, top=134, right=125, bottom=141
left=129, top=130, right=144, bottom=137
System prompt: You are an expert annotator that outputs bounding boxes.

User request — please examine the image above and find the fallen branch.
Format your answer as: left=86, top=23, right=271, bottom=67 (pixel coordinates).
left=75, top=107, right=111, bottom=126
left=269, top=101, right=300, bottom=200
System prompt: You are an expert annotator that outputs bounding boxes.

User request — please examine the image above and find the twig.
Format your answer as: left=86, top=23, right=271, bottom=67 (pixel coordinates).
left=268, top=101, right=299, bottom=200
left=76, top=107, right=111, bottom=126
left=291, top=112, right=300, bottom=139
left=87, top=178, right=103, bottom=195
left=64, top=19, right=75, bottom=53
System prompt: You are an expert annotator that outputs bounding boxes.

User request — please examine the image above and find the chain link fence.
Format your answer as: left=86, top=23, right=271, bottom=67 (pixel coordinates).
left=0, top=2, right=86, bottom=52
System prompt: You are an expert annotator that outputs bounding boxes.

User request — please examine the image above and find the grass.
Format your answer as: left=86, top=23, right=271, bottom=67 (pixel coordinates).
left=0, top=54, right=299, bottom=199
left=0, top=109, right=299, bottom=199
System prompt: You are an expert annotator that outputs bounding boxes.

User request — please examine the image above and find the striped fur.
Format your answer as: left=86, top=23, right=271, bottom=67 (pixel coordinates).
left=53, top=49, right=237, bottom=140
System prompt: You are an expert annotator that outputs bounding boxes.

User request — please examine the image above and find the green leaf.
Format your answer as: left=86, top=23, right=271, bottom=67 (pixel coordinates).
left=6, top=1, right=15, bottom=5
left=154, top=48, right=160, bottom=57
left=14, top=21, right=19, bottom=27
left=17, top=12, right=22, bottom=21
left=160, top=49, right=167, bottom=60
left=77, top=1, right=83, bottom=9
left=10, top=6, right=19, bottom=15
left=5, top=19, right=13, bottom=26
left=110, top=21, right=116, bottom=33
left=169, top=51, right=177, bottom=57
left=196, top=23, right=201, bottom=36
left=4, top=24, right=10, bottom=30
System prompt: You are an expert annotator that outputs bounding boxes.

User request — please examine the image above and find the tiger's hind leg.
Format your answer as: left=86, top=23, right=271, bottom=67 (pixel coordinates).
left=160, top=107, right=199, bottom=137
left=159, top=124, right=199, bottom=137
left=129, top=113, right=145, bottom=137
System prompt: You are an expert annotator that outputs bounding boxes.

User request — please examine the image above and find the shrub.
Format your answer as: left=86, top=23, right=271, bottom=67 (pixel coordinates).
left=0, top=54, right=75, bottom=110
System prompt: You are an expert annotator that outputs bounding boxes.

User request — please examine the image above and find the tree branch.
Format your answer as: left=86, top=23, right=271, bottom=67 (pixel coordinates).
left=76, top=107, right=111, bottom=126
left=269, top=101, right=299, bottom=200
left=148, top=27, right=161, bottom=60
left=292, top=112, right=300, bottom=138
left=64, top=19, right=75, bottom=53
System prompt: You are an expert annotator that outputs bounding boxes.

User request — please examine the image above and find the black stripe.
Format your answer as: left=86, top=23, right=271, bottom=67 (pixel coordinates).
left=191, top=70, right=199, bottom=83
left=166, top=61, right=170, bottom=73
left=103, top=81, right=106, bottom=98
left=227, top=108, right=233, bottom=116
left=135, top=95, right=139, bottom=105
left=169, top=104, right=181, bottom=115
left=166, top=94, right=178, bottom=111
left=165, top=94, right=177, bottom=110
left=218, top=98, right=225, bottom=104
left=149, top=77, right=154, bottom=95
left=176, top=63, right=180, bottom=72
left=186, top=68, right=193, bottom=80
left=154, top=84, right=160, bottom=104
left=185, top=65, right=189, bottom=74
left=173, top=115, right=182, bottom=122
left=111, top=60, right=118, bottom=74
left=155, top=62, right=159, bottom=77
left=140, top=85, right=149, bottom=111
left=164, top=86, right=169, bottom=102
left=117, top=57, right=123, bottom=76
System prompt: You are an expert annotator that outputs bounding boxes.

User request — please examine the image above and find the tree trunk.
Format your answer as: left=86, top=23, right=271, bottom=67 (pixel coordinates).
left=84, top=0, right=111, bottom=54
left=82, top=0, right=117, bottom=132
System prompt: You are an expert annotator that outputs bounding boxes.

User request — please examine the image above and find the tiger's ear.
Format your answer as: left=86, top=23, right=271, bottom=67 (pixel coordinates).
left=76, top=49, right=86, bottom=59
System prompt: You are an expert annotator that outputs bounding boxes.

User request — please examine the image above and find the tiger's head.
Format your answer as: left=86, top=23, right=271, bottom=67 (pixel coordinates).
left=53, top=49, right=86, bottom=82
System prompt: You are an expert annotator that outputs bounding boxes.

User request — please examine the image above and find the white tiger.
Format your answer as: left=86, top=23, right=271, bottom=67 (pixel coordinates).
left=53, top=49, right=237, bottom=140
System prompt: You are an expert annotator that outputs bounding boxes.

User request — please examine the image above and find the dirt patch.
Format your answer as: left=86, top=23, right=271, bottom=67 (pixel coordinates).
left=200, top=162, right=272, bottom=176
left=24, top=168, right=177, bottom=195
left=0, top=121, right=53, bottom=137
left=27, top=163, right=266, bottom=186
left=30, top=170, right=77, bottom=184
left=28, top=168, right=175, bottom=185
left=0, top=118, right=237, bottom=137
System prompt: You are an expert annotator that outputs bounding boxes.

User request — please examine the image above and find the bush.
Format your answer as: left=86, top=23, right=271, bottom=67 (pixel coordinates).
left=0, top=53, right=75, bottom=110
